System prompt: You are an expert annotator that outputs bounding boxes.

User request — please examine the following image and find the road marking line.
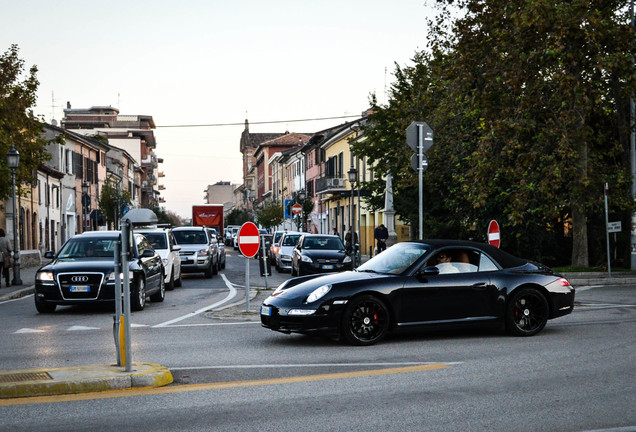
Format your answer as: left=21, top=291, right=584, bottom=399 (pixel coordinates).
left=0, top=294, right=33, bottom=305
left=0, top=363, right=451, bottom=406
left=170, top=361, right=462, bottom=370
left=152, top=274, right=237, bottom=328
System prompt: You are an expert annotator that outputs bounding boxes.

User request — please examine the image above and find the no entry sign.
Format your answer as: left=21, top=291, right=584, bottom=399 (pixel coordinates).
left=291, top=203, right=303, bottom=215
left=487, top=220, right=500, bottom=248
left=238, top=222, right=260, bottom=257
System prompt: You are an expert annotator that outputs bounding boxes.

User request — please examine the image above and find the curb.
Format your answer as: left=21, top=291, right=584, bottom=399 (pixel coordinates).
left=0, top=362, right=173, bottom=399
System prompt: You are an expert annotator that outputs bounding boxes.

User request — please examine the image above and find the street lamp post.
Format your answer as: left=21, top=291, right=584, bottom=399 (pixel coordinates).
left=82, top=182, right=90, bottom=232
left=347, top=167, right=358, bottom=267
left=6, top=145, right=22, bottom=286
left=298, top=190, right=306, bottom=232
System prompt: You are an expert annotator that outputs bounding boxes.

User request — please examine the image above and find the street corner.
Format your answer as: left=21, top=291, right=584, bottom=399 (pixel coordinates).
left=0, top=362, right=173, bottom=399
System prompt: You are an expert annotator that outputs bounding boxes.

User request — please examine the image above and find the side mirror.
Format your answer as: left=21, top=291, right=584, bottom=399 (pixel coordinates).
left=172, top=245, right=181, bottom=252
left=44, top=251, right=55, bottom=259
left=419, top=266, right=440, bottom=276
left=141, top=249, right=155, bottom=258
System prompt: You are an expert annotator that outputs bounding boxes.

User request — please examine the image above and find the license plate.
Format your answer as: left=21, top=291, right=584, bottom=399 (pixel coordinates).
left=70, top=285, right=90, bottom=293
left=261, top=306, right=271, bottom=316
left=322, top=265, right=334, bottom=270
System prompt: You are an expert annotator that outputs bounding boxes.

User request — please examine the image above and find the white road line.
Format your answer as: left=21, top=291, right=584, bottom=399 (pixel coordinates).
left=161, top=321, right=260, bottom=327
left=0, top=293, right=33, bottom=305
left=153, top=274, right=238, bottom=328
left=169, top=361, right=464, bottom=371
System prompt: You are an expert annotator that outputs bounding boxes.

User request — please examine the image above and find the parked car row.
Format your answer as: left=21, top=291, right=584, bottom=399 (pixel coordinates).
left=34, top=224, right=227, bottom=313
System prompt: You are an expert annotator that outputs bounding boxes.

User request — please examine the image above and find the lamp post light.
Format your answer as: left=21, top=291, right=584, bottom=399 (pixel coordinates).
left=347, top=167, right=358, bottom=266
left=82, top=181, right=90, bottom=232
left=6, top=145, right=22, bottom=285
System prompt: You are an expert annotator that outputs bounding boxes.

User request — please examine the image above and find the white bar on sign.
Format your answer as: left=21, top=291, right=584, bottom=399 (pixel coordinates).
left=488, top=233, right=500, bottom=241
left=239, top=236, right=259, bottom=244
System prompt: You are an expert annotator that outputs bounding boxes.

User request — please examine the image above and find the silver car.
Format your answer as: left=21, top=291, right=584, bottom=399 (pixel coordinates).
left=172, top=227, right=218, bottom=278
left=275, top=231, right=302, bottom=272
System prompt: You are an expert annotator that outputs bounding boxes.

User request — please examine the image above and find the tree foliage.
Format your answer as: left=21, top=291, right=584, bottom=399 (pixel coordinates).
left=98, top=179, right=131, bottom=228
left=0, top=44, right=51, bottom=199
left=256, top=200, right=284, bottom=230
left=225, top=208, right=253, bottom=226
left=354, top=0, right=636, bottom=266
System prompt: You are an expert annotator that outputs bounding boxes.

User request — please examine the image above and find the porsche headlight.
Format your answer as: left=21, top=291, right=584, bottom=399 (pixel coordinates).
left=306, top=284, right=331, bottom=303
left=36, top=271, right=54, bottom=281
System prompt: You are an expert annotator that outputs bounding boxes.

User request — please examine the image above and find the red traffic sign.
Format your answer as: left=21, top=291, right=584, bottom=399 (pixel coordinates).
left=291, top=203, right=303, bottom=215
left=238, top=222, right=260, bottom=257
left=487, top=220, right=500, bottom=248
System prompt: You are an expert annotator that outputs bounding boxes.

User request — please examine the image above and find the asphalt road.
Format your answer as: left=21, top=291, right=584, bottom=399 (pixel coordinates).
left=0, top=251, right=635, bottom=432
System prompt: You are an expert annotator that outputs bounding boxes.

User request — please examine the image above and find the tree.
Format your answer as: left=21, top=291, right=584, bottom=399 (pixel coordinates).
left=355, top=1, right=636, bottom=266
left=255, top=201, right=284, bottom=230
left=98, top=179, right=131, bottom=229
left=225, top=208, right=253, bottom=226
left=0, top=44, right=51, bottom=199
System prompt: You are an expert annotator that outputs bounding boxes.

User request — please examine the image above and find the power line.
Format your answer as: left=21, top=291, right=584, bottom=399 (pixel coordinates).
left=156, top=114, right=362, bottom=128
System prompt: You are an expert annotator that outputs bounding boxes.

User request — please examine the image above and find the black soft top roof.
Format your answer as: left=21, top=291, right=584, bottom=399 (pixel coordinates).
left=418, top=239, right=528, bottom=269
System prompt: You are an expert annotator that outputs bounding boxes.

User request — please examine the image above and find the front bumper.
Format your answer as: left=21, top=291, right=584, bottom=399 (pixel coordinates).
left=260, top=300, right=342, bottom=336
left=180, top=254, right=211, bottom=273
left=298, top=260, right=352, bottom=274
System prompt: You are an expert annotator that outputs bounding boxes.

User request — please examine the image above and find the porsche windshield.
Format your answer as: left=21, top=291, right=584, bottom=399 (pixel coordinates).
left=356, top=242, right=430, bottom=274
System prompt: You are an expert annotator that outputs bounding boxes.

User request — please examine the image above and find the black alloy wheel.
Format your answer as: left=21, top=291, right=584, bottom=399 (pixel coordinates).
left=506, top=287, right=549, bottom=336
left=341, top=295, right=390, bottom=346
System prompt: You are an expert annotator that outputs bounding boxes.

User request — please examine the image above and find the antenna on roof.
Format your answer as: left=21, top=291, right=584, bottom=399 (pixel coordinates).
left=50, top=91, right=59, bottom=123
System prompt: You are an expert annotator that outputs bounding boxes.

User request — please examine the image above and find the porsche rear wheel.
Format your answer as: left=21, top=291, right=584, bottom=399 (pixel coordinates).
left=341, top=295, right=390, bottom=346
left=506, top=287, right=549, bottom=336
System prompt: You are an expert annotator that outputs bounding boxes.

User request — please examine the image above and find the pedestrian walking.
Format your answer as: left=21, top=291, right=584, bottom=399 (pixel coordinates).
left=374, top=224, right=389, bottom=254
left=0, top=228, right=12, bottom=288
left=345, top=227, right=358, bottom=254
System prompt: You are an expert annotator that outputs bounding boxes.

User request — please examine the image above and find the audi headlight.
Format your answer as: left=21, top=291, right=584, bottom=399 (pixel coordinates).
left=301, top=255, right=313, bottom=263
left=306, top=284, right=331, bottom=303
left=36, top=271, right=54, bottom=281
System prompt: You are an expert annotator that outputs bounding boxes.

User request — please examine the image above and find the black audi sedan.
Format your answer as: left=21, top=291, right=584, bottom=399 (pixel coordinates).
left=261, top=240, right=575, bottom=345
left=34, top=231, right=165, bottom=313
left=290, top=234, right=352, bottom=276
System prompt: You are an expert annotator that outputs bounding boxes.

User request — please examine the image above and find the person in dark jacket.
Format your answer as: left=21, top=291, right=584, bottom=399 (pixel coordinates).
left=0, top=228, right=12, bottom=287
left=374, top=224, right=389, bottom=253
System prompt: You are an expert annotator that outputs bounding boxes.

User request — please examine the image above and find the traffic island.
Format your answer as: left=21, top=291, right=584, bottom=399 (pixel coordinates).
left=0, top=362, right=173, bottom=399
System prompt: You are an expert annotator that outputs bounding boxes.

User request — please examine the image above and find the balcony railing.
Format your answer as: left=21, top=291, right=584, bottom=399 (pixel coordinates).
left=315, top=176, right=347, bottom=194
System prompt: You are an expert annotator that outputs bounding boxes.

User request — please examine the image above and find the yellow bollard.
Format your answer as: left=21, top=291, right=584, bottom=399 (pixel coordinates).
left=119, top=315, right=126, bottom=367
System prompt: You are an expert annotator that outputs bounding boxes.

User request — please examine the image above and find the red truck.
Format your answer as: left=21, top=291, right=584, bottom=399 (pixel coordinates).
left=192, top=205, right=224, bottom=237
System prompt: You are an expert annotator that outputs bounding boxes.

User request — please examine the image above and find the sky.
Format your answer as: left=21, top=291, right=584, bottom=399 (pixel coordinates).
left=2, top=0, right=439, bottom=218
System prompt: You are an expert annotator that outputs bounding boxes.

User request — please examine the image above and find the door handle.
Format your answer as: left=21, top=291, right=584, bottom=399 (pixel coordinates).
left=472, top=282, right=487, bottom=289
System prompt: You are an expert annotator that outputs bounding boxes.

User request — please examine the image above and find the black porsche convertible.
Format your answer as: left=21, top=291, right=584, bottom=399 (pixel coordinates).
left=261, top=240, right=575, bottom=345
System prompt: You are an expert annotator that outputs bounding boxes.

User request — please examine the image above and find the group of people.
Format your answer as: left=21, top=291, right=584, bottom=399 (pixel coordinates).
left=0, top=229, right=13, bottom=288
left=331, top=223, right=390, bottom=255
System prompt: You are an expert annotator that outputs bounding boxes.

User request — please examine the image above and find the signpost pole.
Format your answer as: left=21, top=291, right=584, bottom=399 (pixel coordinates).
left=245, top=256, right=250, bottom=312
left=121, top=219, right=132, bottom=371
left=417, top=124, right=424, bottom=240
left=604, top=183, right=612, bottom=277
